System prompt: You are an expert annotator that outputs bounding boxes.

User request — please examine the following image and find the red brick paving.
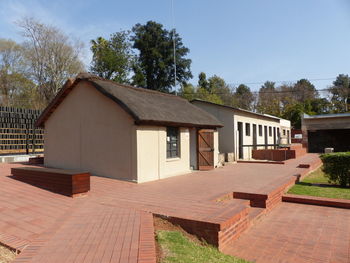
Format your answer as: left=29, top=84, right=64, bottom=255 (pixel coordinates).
left=14, top=204, right=154, bottom=263
left=0, top=153, right=338, bottom=263
left=223, top=202, right=350, bottom=263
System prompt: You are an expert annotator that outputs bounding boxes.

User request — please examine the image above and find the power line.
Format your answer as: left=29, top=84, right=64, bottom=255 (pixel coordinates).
left=227, top=77, right=336, bottom=87
left=181, top=88, right=332, bottom=95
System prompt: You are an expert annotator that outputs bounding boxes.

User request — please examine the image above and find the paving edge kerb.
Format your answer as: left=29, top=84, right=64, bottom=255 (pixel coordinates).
left=283, top=194, right=350, bottom=209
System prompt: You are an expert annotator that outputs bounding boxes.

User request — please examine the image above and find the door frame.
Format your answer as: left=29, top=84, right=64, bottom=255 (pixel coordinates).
left=197, top=129, right=215, bottom=171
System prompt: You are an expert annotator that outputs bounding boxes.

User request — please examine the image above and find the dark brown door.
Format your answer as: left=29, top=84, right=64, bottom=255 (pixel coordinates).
left=197, top=129, right=214, bottom=170
left=253, top=124, right=257, bottom=150
left=238, top=122, right=243, bottom=159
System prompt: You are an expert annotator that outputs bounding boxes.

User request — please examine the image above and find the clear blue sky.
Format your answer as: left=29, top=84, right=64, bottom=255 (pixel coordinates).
left=1, top=0, right=350, bottom=91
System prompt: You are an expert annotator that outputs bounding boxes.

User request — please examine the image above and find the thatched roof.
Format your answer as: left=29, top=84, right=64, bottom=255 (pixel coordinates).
left=36, top=73, right=223, bottom=128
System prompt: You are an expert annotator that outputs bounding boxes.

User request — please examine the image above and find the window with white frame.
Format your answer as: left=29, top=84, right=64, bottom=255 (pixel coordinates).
left=166, top=127, right=179, bottom=158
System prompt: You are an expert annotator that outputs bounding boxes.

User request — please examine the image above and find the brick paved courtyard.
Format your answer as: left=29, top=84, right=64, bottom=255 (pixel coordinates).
left=1, top=154, right=349, bottom=263
left=223, top=202, right=350, bottom=263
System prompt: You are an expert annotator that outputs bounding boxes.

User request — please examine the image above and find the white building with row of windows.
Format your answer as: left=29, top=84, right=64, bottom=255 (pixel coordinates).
left=191, top=100, right=291, bottom=160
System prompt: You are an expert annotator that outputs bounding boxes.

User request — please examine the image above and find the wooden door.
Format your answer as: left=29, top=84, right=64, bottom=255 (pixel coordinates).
left=197, top=129, right=214, bottom=170
left=237, top=122, right=243, bottom=159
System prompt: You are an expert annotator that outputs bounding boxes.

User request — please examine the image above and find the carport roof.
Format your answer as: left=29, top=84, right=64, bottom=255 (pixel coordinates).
left=35, top=73, right=223, bottom=129
left=304, top=113, right=350, bottom=119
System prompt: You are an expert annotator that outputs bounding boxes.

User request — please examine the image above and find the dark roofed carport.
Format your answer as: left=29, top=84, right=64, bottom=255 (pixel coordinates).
left=302, top=113, right=350, bottom=153
left=308, top=129, right=350, bottom=153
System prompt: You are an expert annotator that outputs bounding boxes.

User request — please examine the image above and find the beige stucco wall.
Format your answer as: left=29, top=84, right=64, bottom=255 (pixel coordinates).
left=136, top=126, right=191, bottom=183
left=44, top=81, right=137, bottom=181
left=44, top=85, right=220, bottom=183
left=191, top=101, right=234, bottom=154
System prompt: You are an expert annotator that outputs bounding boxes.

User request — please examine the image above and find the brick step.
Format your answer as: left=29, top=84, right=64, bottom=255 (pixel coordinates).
left=283, top=194, right=350, bottom=209
left=289, top=143, right=305, bottom=150
left=247, top=207, right=265, bottom=225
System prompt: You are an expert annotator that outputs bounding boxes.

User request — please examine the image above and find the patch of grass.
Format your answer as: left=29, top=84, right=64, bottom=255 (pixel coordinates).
left=156, top=230, right=251, bottom=263
left=288, top=167, right=350, bottom=200
left=0, top=244, right=17, bottom=263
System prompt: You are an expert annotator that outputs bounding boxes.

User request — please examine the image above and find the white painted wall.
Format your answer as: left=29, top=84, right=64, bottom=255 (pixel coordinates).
left=44, top=81, right=137, bottom=181
left=192, top=101, right=296, bottom=160
left=279, top=119, right=291, bottom=145
left=233, top=111, right=280, bottom=159
left=214, top=130, right=219, bottom=165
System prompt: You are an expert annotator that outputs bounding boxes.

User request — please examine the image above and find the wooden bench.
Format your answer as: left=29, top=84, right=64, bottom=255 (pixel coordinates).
left=11, top=167, right=90, bottom=197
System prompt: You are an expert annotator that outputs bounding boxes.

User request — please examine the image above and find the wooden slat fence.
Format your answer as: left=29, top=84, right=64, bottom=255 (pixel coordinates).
left=0, top=106, right=44, bottom=155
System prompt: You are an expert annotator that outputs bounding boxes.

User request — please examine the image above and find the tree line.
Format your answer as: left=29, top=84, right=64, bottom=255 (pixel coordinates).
left=0, top=18, right=349, bottom=128
left=180, top=74, right=350, bottom=128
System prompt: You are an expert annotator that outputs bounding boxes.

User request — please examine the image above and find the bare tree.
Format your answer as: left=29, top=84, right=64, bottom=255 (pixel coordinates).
left=18, top=17, right=84, bottom=106
left=0, top=38, right=32, bottom=106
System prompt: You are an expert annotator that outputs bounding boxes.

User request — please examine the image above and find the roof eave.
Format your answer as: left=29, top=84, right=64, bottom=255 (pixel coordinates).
left=135, top=119, right=223, bottom=129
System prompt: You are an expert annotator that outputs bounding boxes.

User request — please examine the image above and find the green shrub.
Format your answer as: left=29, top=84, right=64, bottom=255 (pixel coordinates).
left=320, top=152, right=350, bottom=187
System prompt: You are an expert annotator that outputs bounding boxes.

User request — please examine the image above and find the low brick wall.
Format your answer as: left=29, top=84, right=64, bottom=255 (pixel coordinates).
left=252, top=144, right=307, bottom=161
left=252, top=149, right=295, bottom=161
left=283, top=194, right=350, bottom=209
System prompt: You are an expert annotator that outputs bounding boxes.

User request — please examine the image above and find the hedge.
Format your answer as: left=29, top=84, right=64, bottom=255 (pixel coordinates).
left=320, top=152, right=350, bottom=187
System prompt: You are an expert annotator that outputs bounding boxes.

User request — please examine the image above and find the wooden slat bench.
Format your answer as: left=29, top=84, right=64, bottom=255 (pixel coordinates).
left=11, top=167, right=90, bottom=197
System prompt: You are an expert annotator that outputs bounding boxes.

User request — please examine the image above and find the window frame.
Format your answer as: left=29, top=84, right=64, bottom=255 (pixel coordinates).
left=245, top=123, right=251, bottom=136
left=166, top=127, right=180, bottom=159
left=269, top=126, right=272, bottom=137
left=258, top=125, right=262, bottom=136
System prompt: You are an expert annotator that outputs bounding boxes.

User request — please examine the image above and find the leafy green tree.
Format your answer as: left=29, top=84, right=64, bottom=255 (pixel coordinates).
left=282, top=102, right=305, bottom=129
left=131, top=21, right=192, bottom=92
left=292, top=79, right=318, bottom=103
left=178, top=83, right=196, bottom=101
left=257, top=81, right=280, bottom=116
left=207, top=75, right=234, bottom=106
left=90, top=31, right=134, bottom=83
left=329, top=74, right=350, bottom=112
left=198, top=72, right=209, bottom=91
left=233, top=84, right=254, bottom=110
left=196, top=87, right=223, bottom=104
left=309, top=98, right=331, bottom=115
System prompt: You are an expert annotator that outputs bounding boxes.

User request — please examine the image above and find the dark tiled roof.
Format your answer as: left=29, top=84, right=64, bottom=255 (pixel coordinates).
left=36, top=73, right=223, bottom=128
left=191, top=99, right=281, bottom=121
